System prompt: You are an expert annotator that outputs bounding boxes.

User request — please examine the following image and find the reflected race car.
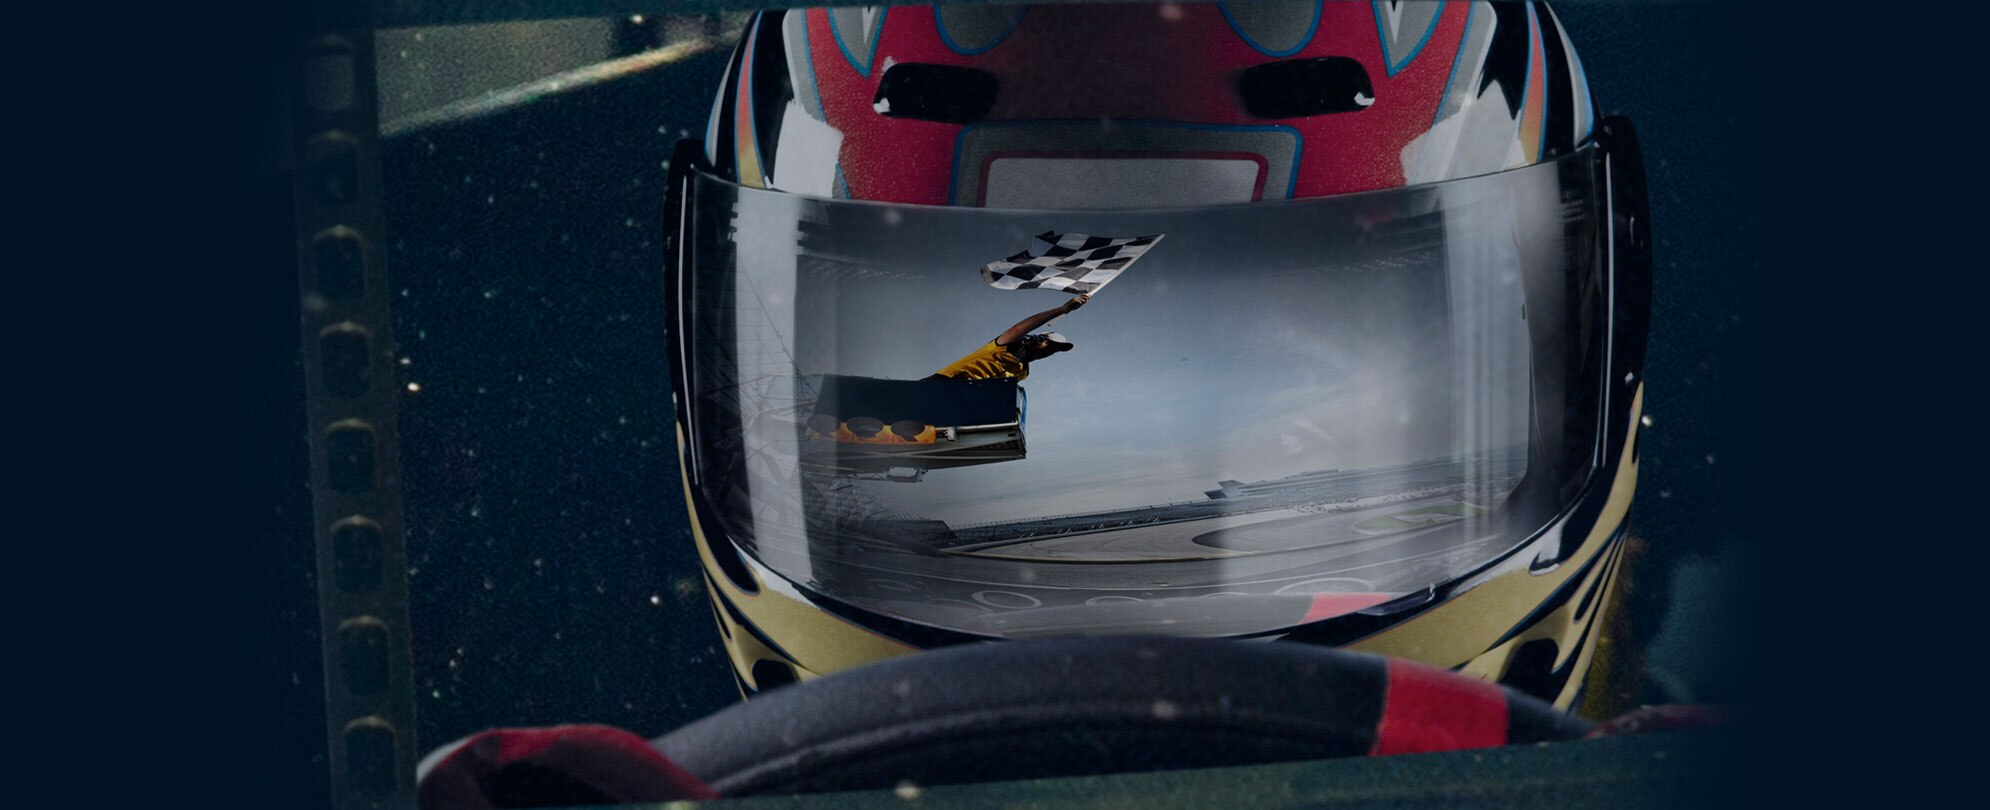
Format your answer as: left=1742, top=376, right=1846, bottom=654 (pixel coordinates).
left=800, top=374, right=1027, bottom=477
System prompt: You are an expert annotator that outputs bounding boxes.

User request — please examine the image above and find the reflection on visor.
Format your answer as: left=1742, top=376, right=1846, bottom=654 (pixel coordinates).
left=672, top=147, right=1606, bottom=638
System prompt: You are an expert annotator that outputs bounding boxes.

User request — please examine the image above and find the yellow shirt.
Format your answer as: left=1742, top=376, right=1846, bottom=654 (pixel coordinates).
left=934, top=341, right=1027, bottom=381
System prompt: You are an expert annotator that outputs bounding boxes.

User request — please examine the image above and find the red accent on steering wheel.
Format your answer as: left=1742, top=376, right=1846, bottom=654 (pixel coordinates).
left=1371, top=660, right=1511, bottom=756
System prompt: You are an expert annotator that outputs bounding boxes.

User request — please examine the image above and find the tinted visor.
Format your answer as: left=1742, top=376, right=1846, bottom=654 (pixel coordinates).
left=670, top=147, right=1608, bottom=638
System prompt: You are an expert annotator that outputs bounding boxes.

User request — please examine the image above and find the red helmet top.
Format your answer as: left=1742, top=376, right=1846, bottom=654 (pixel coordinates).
left=708, top=2, right=1595, bottom=208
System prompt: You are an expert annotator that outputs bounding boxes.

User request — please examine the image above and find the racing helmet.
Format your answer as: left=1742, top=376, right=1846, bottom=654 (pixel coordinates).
left=662, top=1, right=1652, bottom=711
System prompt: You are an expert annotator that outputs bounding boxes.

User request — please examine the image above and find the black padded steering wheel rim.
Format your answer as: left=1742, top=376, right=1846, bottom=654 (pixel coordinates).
left=652, top=637, right=1592, bottom=796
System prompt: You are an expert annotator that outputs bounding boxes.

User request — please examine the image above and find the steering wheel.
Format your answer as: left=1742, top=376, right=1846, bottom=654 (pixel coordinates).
left=419, top=636, right=1596, bottom=806
left=652, top=636, right=1591, bottom=796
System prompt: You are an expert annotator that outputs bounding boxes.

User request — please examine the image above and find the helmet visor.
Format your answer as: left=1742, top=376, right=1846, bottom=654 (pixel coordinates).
left=671, top=146, right=1609, bottom=638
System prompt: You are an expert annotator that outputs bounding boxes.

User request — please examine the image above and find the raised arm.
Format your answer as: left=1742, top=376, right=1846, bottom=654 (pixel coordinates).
left=995, top=294, right=1089, bottom=346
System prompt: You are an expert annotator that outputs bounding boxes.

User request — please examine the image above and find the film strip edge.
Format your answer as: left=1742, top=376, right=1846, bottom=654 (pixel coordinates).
left=293, top=28, right=418, bottom=810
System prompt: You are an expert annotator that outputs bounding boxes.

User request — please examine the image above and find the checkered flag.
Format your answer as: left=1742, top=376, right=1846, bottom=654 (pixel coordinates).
left=979, top=231, right=1164, bottom=294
